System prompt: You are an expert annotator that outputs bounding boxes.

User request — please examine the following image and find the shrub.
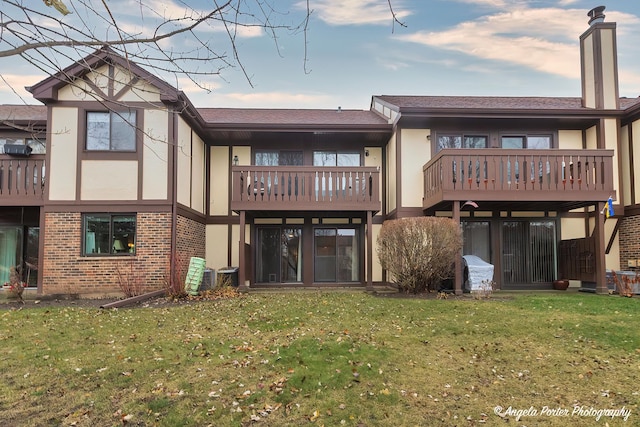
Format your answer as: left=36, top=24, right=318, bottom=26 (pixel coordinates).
left=114, top=259, right=144, bottom=298
left=377, top=217, right=462, bottom=293
left=164, top=251, right=189, bottom=300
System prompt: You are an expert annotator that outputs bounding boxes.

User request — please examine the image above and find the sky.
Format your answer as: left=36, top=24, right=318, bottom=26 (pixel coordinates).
left=1, top=0, right=640, bottom=110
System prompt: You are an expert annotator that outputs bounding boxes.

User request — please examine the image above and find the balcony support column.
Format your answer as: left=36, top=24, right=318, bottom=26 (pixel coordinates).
left=237, top=210, right=249, bottom=292
left=366, top=210, right=373, bottom=291
left=453, top=201, right=463, bottom=296
left=594, top=201, right=608, bottom=295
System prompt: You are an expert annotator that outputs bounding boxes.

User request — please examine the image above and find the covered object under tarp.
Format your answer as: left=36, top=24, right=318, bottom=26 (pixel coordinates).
left=463, top=255, right=494, bottom=291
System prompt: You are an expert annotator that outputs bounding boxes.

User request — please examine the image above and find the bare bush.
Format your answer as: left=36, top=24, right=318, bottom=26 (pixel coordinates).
left=163, top=251, right=188, bottom=300
left=114, top=259, right=144, bottom=298
left=377, top=217, right=462, bottom=293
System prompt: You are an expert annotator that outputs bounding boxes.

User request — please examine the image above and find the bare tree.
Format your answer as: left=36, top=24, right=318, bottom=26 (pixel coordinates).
left=1, top=1, right=407, bottom=99
left=1, top=0, right=311, bottom=99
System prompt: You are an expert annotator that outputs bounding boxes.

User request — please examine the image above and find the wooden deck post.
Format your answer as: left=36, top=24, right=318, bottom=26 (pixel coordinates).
left=594, top=201, right=608, bottom=294
left=366, top=210, right=373, bottom=291
left=453, top=201, right=462, bottom=295
left=237, top=210, right=248, bottom=292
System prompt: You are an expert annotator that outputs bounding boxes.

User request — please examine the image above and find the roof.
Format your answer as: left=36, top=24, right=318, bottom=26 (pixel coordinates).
left=0, top=105, right=47, bottom=123
left=198, top=108, right=390, bottom=128
left=27, top=46, right=181, bottom=104
left=375, top=95, right=640, bottom=112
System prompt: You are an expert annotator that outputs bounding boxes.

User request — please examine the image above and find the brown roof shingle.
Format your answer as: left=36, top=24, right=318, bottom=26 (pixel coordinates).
left=375, top=95, right=640, bottom=111
left=0, top=105, right=47, bottom=122
left=198, top=108, right=389, bottom=127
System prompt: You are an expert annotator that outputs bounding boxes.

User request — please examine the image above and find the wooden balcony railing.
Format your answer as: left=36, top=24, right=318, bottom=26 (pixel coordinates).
left=0, top=156, right=46, bottom=205
left=423, top=149, right=615, bottom=210
left=231, top=166, right=381, bottom=212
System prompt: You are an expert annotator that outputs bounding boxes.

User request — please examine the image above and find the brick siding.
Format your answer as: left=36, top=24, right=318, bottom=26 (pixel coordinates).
left=176, top=214, right=206, bottom=262
left=42, top=211, right=172, bottom=296
left=618, top=214, right=640, bottom=272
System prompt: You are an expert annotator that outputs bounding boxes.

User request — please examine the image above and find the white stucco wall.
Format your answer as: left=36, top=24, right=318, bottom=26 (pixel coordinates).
left=633, top=120, right=640, bottom=205
left=557, top=130, right=582, bottom=149
left=400, top=129, right=430, bottom=208
left=191, top=132, right=206, bottom=214
left=210, top=146, right=230, bottom=216
left=176, top=116, right=192, bottom=207
left=81, top=160, right=138, bottom=200
left=386, top=132, right=397, bottom=213
left=142, top=109, right=169, bottom=200
left=206, top=224, right=229, bottom=270
left=48, top=107, right=78, bottom=200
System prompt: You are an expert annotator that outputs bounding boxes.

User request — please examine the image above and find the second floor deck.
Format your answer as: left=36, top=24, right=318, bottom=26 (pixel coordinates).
left=230, top=166, right=381, bottom=213
left=0, top=156, right=46, bottom=206
left=423, top=149, right=615, bottom=212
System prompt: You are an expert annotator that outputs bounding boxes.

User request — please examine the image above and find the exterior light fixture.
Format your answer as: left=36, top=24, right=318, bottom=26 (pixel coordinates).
left=233, top=155, right=239, bottom=166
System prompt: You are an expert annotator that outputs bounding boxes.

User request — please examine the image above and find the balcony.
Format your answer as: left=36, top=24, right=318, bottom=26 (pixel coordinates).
left=0, top=156, right=46, bottom=206
left=231, top=166, right=381, bottom=212
left=423, top=149, right=615, bottom=212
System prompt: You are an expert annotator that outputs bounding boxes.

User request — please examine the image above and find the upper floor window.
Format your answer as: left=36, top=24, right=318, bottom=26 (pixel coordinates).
left=313, top=151, right=360, bottom=166
left=254, top=150, right=303, bottom=166
left=502, top=135, right=551, bottom=149
left=83, top=213, right=136, bottom=256
left=86, top=111, right=136, bottom=151
left=437, top=135, right=487, bottom=152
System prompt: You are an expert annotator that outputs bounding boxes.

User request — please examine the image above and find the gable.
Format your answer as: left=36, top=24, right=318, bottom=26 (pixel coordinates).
left=28, top=46, right=178, bottom=104
left=56, top=63, right=163, bottom=103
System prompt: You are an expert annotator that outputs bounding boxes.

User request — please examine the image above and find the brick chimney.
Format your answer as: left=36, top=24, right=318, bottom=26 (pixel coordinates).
left=580, top=6, right=619, bottom=109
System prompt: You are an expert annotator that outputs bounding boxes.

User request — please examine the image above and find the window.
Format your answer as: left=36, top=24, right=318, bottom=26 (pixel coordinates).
left=83, top=214, right=136, bottom=256
left=254, top=150, right=303, bottom=166
left=502, top=135, right=551, bottom=149
left=86, top=111, right=137, bottom=151
left=313, top=151, right=360, bottom=166
left=437, top=135, right=487, bottom=152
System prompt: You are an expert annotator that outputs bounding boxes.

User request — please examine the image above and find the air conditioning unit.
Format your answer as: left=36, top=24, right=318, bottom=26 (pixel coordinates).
left=200, top=268, right=215, bottom=290
left=3, top=144, right=32, bottom=156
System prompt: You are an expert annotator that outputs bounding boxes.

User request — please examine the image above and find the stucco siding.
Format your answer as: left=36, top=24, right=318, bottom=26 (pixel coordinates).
left=401, top=129, right=429, bottom=208
left=81, top=160, right=138, bottom=200
left=142, top=109, right=169, bottom=200
left=210, top=146, right=230, bottom=216
left=48, top=107, right=78, bottom=200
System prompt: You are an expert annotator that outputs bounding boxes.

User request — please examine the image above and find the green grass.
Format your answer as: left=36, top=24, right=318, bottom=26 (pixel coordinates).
left=0, top=292, right=638, bottom=426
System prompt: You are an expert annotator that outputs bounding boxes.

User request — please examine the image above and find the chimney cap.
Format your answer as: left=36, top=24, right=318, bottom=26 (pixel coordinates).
left=587, top=6, right=606, bottom=25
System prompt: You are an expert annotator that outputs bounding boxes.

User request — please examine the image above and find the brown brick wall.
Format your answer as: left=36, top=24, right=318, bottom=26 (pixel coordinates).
left=619, top=214, right=640, bottom=271
left=176, top=214, right=206, bottom=262
left=42, top=211, right=172, bottom=296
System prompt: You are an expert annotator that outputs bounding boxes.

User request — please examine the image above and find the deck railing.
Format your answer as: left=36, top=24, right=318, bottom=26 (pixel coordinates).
left=0, top=156, right=46, bottom=205
left=423, top=149, right=615, bottom=209
left=231, top=166, right=381, bottom=212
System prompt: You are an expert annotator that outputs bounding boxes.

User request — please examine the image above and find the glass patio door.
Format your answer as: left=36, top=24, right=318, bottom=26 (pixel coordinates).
left=256, top=227, right=302, bottom=283
left=314, top=228, right=360, bottom=282
left=0, top=227, right=22, bottom=285
left=502, top=220, right=556, bottom=287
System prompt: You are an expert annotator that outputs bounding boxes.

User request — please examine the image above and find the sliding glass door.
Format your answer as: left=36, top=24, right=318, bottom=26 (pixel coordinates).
left=0, top=227, right=22, bottom=285
left=502, top=220, right=556, bottom=287
left=256, top=227, right=302, bottom=283
left=314, top=228, right=360, bottom=282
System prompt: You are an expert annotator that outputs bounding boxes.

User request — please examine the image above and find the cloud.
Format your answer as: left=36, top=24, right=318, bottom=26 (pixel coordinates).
left=396, top=8, right=595, bottom=79
left=0, top=73, right=45, bottom=103
left=296, top=0, right=412, bottom=26
left=190, top=90, right=334, bottom=108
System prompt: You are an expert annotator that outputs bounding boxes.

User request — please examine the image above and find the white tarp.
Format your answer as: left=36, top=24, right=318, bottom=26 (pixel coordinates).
left=463, top=255, right=494, bottom=291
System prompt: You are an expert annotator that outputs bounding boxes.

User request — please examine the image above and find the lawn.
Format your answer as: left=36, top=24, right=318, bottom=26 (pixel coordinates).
left=0, top=291, right=638, bottom=426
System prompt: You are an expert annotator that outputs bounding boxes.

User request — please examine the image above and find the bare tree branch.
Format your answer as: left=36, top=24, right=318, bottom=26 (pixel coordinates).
left=387, top=0, right=407, bottom=33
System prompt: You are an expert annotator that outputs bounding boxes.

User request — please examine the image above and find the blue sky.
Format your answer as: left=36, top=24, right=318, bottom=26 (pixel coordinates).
left=1, top=0, right=639, bottom=109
